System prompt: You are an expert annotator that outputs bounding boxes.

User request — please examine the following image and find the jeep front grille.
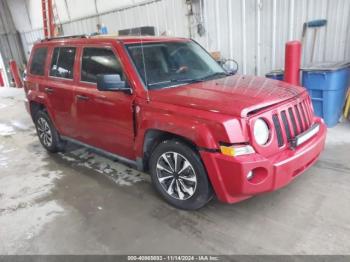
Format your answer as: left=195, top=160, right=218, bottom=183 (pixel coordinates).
left=272, top=98, right=313, bottom=147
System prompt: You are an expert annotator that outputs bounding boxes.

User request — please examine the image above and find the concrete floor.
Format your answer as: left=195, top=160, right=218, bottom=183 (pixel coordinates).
left=0, top=87, right=350, bottom=255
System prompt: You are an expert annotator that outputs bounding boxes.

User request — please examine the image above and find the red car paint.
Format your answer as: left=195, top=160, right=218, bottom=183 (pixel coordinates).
left=23, top=36, right=326, bottom=203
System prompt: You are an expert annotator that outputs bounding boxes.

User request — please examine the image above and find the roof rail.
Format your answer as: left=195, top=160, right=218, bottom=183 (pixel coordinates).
left=42, top=34, right=89, bottom=41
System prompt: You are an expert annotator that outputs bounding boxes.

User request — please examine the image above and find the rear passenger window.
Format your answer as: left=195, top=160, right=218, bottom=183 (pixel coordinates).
left=30, top=47, right=48, bottom=76
left=81, top=48, right=124, bottom=83
left=50, top=47, right=76, bottom=79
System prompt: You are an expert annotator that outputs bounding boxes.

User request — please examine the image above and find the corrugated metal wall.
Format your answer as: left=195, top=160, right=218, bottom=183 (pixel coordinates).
left=16, top=0, right=350, bottom=76
left=19, top=0, right=189, bottom=60
left=0, top=0, right=26, bottom=86
left=195, top=0, right=350, bottom=75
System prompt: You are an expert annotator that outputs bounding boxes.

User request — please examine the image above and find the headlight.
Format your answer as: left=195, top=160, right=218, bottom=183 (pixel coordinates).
left=254, top=118, right=270, bottom=145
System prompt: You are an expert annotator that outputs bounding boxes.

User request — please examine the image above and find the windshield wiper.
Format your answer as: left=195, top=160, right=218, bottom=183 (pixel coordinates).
left=197, top=72, right=230, bottom=81
left=147, top=72, right=229, bottom=88
left=148, top=78, right=204, bottom=87
left=170, top=78, right=205, bottom=84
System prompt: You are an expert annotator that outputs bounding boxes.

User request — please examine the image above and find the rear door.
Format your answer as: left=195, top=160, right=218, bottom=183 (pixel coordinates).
left=44, top=46, right=78, bottom=136
left=73, top=46, right=135, bottom=159
left=25, top=45, right=49, bottom=110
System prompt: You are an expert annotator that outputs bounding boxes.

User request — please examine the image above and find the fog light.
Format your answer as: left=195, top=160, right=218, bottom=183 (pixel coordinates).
left=247, top=171, right=254, bottom=181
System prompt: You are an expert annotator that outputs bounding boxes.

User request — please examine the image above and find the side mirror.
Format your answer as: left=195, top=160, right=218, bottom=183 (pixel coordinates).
left=220, top=59, right=239, bottom=75
left=96, top=74, right=131, bottom=93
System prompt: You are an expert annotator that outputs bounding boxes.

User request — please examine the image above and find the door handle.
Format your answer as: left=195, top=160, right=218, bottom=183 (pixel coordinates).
left=45, top=87, right=53, bottom=94
left=76, top=94, right=89, bottom=101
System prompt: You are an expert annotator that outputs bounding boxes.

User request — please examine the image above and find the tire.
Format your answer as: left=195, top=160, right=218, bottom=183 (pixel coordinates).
left=34, top=110, right=64, bottom=153
left=149, top=139, right=213, bottom=210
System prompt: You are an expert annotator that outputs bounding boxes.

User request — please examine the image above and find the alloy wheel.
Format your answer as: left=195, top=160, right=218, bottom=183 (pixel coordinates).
left=156, top=151, right=197, bottom=200
left=37, top=117, right=53, bottom=147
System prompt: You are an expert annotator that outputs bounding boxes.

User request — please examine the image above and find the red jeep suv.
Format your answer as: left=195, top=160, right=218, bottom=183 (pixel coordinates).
left=23, top=35, right=326, bottom=210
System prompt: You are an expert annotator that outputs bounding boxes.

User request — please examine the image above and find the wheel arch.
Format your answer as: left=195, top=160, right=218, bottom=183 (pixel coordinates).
left=29, top=100, right=60, bottom=135
left=29, top=101, right=46, bottom=120
left=142, top=129, right=199, bottom=172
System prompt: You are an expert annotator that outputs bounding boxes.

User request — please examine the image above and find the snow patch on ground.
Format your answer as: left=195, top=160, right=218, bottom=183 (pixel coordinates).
left=0, top=140, right=64, bottom=252
left=0, top=170, right=63, bottom=214
left=0, top=123, right=16, bottom=136
left=0, top=201, right=64, bottom=251
left=59, top=148, right=146, bottom=186
left=0, top=100, right=14, bottom=110
left=10, top=120, right=31, bottom=131
left=0, top=87, right=25, bottom=100
left=0, top=145, right=8, bottom=168
left=0, top=120, right=32, bottom=137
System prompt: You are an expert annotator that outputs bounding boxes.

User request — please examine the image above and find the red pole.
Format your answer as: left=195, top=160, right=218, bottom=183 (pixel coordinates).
left=0, top=69, right=4, bottom=87
left=284, top=41, right=302, bottom=86
left=9, top=60, right=23, bottom=88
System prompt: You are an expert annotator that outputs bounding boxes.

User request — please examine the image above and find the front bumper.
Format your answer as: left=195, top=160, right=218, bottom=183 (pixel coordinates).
left=200, top=118, right=327, bottom=203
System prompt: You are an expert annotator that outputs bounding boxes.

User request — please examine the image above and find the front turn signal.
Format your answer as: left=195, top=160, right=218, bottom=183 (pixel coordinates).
left=220, top=145, right=255, bottom=157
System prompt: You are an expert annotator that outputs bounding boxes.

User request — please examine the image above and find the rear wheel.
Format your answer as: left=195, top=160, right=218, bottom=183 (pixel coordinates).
left=34, top=110, right=64, bottom=153
left=149, top=140, right=213, bottom=210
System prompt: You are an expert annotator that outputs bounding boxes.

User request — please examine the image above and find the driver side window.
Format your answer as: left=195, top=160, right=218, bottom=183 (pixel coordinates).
left=81, top=48, right=124, bottom=84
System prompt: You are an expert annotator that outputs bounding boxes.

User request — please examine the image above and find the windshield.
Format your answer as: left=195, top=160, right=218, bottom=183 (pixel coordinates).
left=125, top=41, right=227, bottom=89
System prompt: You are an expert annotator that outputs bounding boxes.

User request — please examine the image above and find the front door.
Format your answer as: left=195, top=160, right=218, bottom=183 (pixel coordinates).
left=73, top=46, right=135, bottom=159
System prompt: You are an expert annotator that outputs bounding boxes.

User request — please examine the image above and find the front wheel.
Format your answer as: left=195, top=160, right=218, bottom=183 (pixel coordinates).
left=149, top=140, right=213, bottom=210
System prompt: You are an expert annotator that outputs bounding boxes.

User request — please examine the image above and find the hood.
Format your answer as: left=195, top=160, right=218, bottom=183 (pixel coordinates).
left=149, top=75, right=306, bottom=117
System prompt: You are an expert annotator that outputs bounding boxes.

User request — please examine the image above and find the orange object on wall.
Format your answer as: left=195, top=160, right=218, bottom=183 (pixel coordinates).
left=284, top=41, right=302, bottom=86
left=9, top=60, right=23, bottom=88
left=41, top=0, right=49, bottom=38
left=42, top=0, right=56, bottom=38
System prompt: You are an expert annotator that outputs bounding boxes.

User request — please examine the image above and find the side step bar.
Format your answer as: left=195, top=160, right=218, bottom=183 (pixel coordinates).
left=60, top=136, right=142, bottom=170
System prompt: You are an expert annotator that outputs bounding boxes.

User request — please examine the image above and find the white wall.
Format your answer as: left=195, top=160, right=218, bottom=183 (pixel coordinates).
left=8, top=0, right=350, bottom=76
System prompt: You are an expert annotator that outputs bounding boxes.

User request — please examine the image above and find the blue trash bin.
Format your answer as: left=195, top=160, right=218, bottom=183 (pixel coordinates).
left=301, top=61, right=350, bottom=127
left=265, top=70, right=284, bottom=81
